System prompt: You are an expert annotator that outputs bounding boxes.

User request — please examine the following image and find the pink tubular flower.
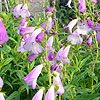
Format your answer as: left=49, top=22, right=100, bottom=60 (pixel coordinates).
left=19, top=4, right=31, bottom=18
left=13, top=4, right=31, bottom=18
left=35, top=31, right=44, bottom=43
left=23, top=64, right=43, bottom=89
left=17, top=18, right=28, bottom=34
left=26, top=28, right=42, bottom=43
left=44, top=86, right=55, bottom=100
left=0, top=93, right=5, bottom=100
left=53, top=71, right=64, bottom=95
left=0, top=20, right=9, bottom=45
left=67, top=30, right=83, bottom=45
left=13, top=4, right=22, bottom=18
left=93, top=25, right=100, bottom=31
left=96, top=32, right=100, bottom=42
left=77, top=22, right=92, bottom=35
left=41, top=17, right=54, bottom=32
left=32, top=88, right=43, bottom=100
left=64, top=19, right=78, bottom=33
left=47, top=36, right=53, bottom=48
left=28, top=53, right=38, bottom=62
left=87, top=37, right=92, bottom=46
left=17, top=40, right=27, bottom=53
left=65, top=0, right=72, bottom=8
left=46, top=36, right=54, bottom=52
left=23, top=42, right=42, bottom=54
left=55, top=45, right=70, bottom=64
left=91, top=0, right=97, bottom=3
left=20, top=27, right=35, bottom=36
left=78, top=0, right=86, bottom=13
left=0, top=77, right=3, bottom=88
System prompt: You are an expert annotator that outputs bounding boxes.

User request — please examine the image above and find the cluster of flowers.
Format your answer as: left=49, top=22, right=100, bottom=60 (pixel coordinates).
left=12, top=0, right=100, bottom=99
left=13, top=4, right=31, bottom=18
left=64, top=18, right=93, bottom=45
left=0, top=77, right=5, bottom=100
left=66, top=0, right=97, bottom=10
left=12, top=1, right=72, bottom=99
left=65, top=0, right=100, bottom=45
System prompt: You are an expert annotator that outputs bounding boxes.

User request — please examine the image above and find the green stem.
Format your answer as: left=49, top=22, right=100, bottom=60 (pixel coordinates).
left=43, top=0, right=46, bottom=18
left=48, top=64, right=51, bottom=85
left=45, top=34, right=51, bottom=85
left=59, top=95, right=61, bottom=100
left=92, top=31, right=99, bottom=92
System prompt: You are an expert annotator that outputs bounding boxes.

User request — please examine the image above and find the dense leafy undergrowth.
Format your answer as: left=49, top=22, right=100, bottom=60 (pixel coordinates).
left=0, top=0, right=100, bottom=100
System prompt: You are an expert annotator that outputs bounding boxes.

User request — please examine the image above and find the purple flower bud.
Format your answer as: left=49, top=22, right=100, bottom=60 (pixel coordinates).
left=60, top=44, right=63, bottom=48
left=50, top=64, right=58, bottom=70
left=91, top=64, right=94, bottom=67
left=96, top=32, right=100, bottom=42
left=78, top=0, right=86, bottom=13
left=48, top=51, right=54, bottom=61
left=45, top=8, right=53, bottom=13
left=96, top=12, right=98, bottom=15
left=35, top=31, right=44, bottom=43
left=0, top=20, right=9, bottom=45
left=54, top=9, right=56, bottom=12
left=45, top=30, right=50, bottom=34
left=53, top=31, right=57, bottom=35
left=87, top=37, right=92, bottom=46
left=88, top=19, right=94, bottom=28
left=85, top=35, right=89, bottom=39
left=52, top=1, right=55, bottom=5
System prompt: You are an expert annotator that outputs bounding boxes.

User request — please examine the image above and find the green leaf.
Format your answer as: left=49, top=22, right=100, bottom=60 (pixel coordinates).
left=71, top=69, right=89, bottom=84
left=79, top=56, right=90, bottom=69
left=4, top=58, right=14, bottom=66
left=6, top=91, right=20, bottom=100
left=74, top=93, right=100, bottom=100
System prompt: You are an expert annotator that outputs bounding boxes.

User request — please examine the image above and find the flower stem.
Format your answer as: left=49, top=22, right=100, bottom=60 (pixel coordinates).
left=45, top=34, right=51, bottom=85
left=59, top=95, right=61, bottom=100
left=43, top=0, right=46, bottom=18
left=92, top=31, right=99, bottom=92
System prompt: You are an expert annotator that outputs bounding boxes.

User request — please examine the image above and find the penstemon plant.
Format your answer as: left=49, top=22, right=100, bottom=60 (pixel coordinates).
left=0, top=0, right=100, bottom=100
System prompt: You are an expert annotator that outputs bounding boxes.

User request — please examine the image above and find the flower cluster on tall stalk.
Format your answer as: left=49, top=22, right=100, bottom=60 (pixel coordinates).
left=12, top=0, right=100, bottom=99
left=12, top=0, right=69, bottom=99
left=65, top=0, right=99, bottom=97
